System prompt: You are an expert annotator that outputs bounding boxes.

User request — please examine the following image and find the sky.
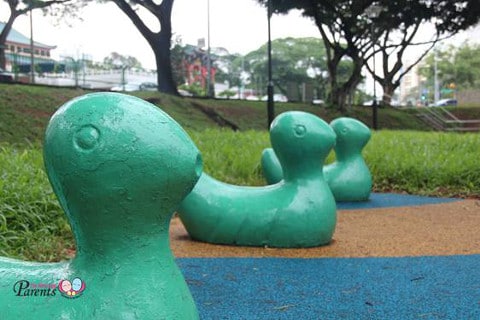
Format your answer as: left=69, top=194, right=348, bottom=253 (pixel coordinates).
left=1, top=0, right=321, bottom=69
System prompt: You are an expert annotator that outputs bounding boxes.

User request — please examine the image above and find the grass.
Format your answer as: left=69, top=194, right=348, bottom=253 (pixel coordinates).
left=1, top=83, right=479, bottom=262
left=3, top=83, right=480, bottom=145
left=366, top=131, right=480, bottom=197
left=0, top=145, right=73, bottom=261
left=1, top=129, right=478, bottom=262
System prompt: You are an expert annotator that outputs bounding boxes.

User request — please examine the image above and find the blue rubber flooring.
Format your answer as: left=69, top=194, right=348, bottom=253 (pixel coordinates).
left=337, top=193, right=460, bottom=210
left=179, top=255, right=480, bottom=319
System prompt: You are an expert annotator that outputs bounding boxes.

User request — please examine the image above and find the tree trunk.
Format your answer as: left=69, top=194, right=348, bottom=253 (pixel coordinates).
left=327, top=55, right=363, bottom=111
left=151, top=31, right=178, bottom=95
left=0, top=14, right=17, bottom=70
left=382, top=83, right=396, bottom=106
left=113, top=0, right=178, bottom=95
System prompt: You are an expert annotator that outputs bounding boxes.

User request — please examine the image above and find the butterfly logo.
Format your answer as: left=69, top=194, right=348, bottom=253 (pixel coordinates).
left=58, top=277, right=85, bottom=298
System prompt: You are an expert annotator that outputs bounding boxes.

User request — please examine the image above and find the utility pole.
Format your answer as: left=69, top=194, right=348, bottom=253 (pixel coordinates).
left=206, top=0, right=214, bottom=97
left=29, top=9, right=35, bottom=84
left=266, top=0, right=275, bottom=128
left=434, top=49, right=440, bottom=105
left=366, top=4, right=382, bottom=130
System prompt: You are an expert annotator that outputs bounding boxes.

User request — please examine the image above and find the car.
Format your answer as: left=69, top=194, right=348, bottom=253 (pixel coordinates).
left=431, top=99, right=457, bottom=107
left=261, top=94, right=288, bottom=102
left=362, top=99, right=382, bottom=106
left=111, top=83, right=140, bottom=92
left=245, top=95, right=260, bottom=101
left=312, top=99, right=325, bottom=106
left=139, top=82, right=158, bottom=91
left=0, top=68, right=14, bottom=83
left=111, top=82, right=158, bottom=92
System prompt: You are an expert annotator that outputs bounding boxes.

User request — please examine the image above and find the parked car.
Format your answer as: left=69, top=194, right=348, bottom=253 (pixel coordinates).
left=139, top=82, right=158, bottom=91
left=0, top=68, right=14, bottom=83
left=312, top=99, right=325, bottom=106
left=261, top=94, right=288, bottom=102
left=111, top=82, right=158, bottom=92
left=430, top=99, right=457, bottom=107
left=362, top=99, right=382, bottom=106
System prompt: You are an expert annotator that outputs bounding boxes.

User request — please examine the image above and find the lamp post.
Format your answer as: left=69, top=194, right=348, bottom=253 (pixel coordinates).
left=266, top=0, right=275, bottom=128
left=206, top=0, right=214, bottom=98
left=29, top=9, right=35, bottom=84
left=433, top=48, right=439, bottom=105
left=366, top=4, right=381, bottom=130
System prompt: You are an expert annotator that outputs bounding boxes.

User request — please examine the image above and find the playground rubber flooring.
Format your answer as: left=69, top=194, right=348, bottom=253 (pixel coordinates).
left=171, top=193, right=480, bottom=319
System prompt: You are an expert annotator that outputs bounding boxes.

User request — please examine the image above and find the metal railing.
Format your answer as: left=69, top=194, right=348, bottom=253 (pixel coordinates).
left=417, top=106, right=480, bottom=132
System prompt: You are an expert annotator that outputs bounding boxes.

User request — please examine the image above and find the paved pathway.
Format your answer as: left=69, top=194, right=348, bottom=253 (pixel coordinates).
left=170, top=194, right=480, bottom=319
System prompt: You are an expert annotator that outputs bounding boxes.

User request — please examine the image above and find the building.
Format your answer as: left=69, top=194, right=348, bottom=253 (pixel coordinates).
left=398, top=59, right=423, bottom=105
left=0, top=22, right=56, bottom=72
left=182, top=44, right=216, bottom=90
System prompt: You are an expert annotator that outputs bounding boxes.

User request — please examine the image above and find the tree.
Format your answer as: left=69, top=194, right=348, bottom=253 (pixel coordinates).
left=102, top=52, right=143, bottom=69
left=0, top=0, right=81, bottom=70
left=241, top=37, right=335, bottom=101
left=364, top=0, right=480, bottom=105
left=257, top=0, right=377, bottom=110
left=257, top=0, right=480, bottom=109
left=420, top=42, right=480, bottom=97
left=108, top=0, right=178, bottom=94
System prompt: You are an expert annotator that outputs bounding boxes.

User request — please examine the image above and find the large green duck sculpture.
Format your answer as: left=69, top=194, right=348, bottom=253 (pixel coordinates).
left=262, top=117, right=372, bottom=202
left=178, top=111, right=337, bottom=248
left=0, top=93, right=201, bottom=319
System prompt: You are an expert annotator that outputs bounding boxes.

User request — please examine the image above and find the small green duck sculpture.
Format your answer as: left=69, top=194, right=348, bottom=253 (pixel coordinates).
left=0, top=93, right=201, bottom=319
left=178, top=111, right=337, bottom=248
left=262, top=117, right=372, bottom=202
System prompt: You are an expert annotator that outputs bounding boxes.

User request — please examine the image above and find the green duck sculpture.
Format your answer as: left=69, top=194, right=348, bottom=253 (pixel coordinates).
left=0, top=93, right=201, bottom=319
left=262, top=117, right=372, bottom=202
left=178, top=111, right=337, bottom=248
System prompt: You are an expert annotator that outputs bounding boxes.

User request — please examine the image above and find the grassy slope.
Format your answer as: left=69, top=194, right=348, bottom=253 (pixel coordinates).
left=1, top=84, right=479, bottom=262
left=4, top=83, right=480, bottom=144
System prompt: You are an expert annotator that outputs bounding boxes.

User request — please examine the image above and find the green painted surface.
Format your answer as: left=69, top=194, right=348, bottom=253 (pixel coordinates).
left=0, top=93, right=201, bottom=319
left=262, top=117, right=372, bottom=202
left=179, top=111, right=337, bottom=248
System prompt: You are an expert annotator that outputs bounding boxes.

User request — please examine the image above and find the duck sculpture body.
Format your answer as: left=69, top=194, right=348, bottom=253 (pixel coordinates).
left=0, top=93, right=201, bottom=319
left=262, top=117, right=372, bottom=202
left=178, top=111, right=337, bottom=248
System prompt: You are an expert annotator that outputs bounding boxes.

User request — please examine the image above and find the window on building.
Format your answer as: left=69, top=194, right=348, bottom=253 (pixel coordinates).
left=10, top=45, right=14, bottom=51
left=40, top=50, right=45, bottom=56
left=23, top=48, right=31, bottom=53
left=34, top=49, right=39, bottom=55
left=17, top=46, right=22, bottom=52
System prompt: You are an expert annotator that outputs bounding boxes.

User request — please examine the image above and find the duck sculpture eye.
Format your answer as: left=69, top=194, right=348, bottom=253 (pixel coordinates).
left=74, top=125, right=100, bottom=151
left=294, top=124, right=307, bottom=137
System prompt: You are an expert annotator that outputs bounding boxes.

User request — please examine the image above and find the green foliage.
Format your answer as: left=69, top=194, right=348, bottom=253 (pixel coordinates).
left=365, top=130, right=480, bottom=197
left=189, top=129, right=270, bottom=186
left=217, top=89, right=237, bottom=99
left=0, top=145, right=74, bottom=262
left=242, top=37, right=332, bottom=100
left=421, top=42, right=480, bottom=94
left=102, top=52, right=143, bottom=70
left=178, top=83, right=206, bottom=97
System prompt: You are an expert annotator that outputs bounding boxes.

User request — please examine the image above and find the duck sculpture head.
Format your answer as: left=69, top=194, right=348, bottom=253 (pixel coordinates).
left=329, top=117, right=371, bottom=160
left=269, top=111, right=336, bottom=181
